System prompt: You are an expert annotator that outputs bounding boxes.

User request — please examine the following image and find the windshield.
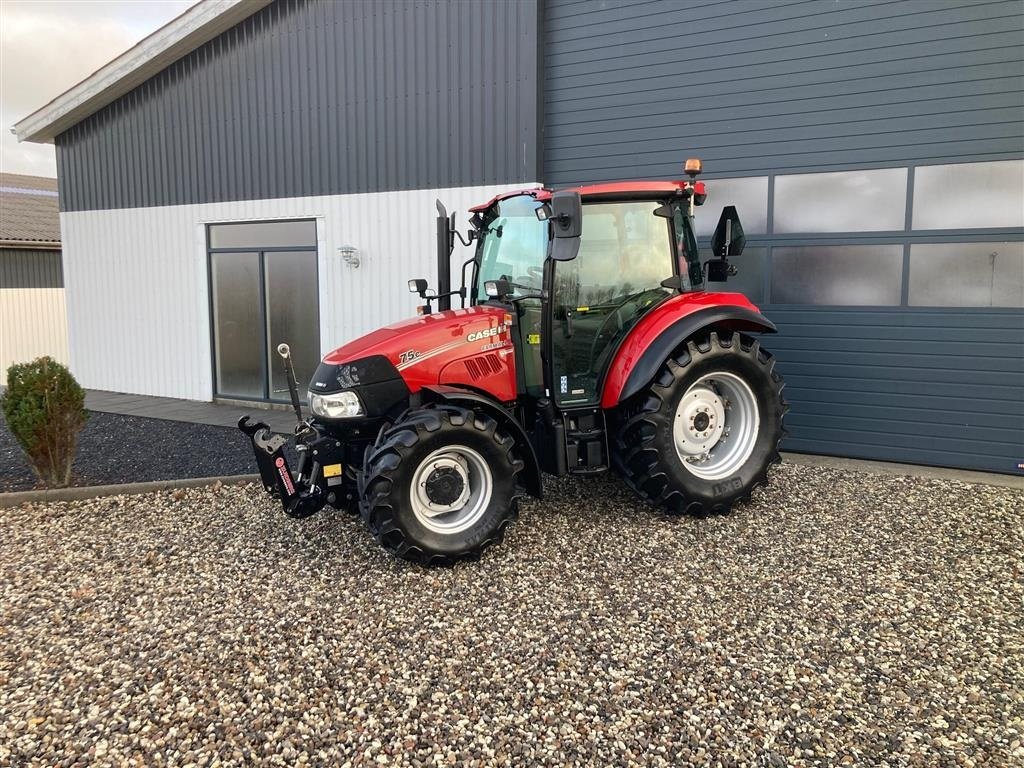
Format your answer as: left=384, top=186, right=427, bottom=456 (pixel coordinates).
left=475, top=195, right=548, bottom=302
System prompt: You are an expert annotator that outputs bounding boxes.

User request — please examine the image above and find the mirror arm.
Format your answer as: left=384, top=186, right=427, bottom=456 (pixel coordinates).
left=459, top=256, right=475, bottom=308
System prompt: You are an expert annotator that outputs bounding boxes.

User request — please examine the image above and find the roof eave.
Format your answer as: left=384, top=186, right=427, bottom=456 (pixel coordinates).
left=0, top=240, right=62, bottom=250
left=11, top=0, right=272, bottom=145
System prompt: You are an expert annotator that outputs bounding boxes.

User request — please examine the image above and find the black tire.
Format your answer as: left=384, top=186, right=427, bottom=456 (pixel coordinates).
left=359, top=404, right=524, bottom=564
left=613, top=330, right=786, bottom=514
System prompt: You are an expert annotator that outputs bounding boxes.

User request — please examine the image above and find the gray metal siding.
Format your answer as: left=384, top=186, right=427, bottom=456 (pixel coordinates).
left=543, top=0, right=1024, bottom=183
left=765, top=308, right=1023, bottom=473
left=0, top=249, right=63, bottom=289
left=56, top=0, right=540, bottom=212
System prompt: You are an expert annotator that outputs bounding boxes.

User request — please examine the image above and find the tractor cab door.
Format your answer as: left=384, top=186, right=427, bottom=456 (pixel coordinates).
left=549, top=201, right=677, bottom=408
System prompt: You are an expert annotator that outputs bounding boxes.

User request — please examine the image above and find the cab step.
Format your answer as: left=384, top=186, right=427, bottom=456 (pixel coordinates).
left=563, top=408, right=609, bottom=474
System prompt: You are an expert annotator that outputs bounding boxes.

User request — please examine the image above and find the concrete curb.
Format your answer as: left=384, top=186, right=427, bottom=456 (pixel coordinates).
left=0, top=474, right=259, bottom=508
left=781, top=452, right=1024, bottom=490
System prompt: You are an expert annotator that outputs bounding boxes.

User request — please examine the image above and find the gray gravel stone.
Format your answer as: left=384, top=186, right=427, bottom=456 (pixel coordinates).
left=1, top=464, right=1021, bottom=766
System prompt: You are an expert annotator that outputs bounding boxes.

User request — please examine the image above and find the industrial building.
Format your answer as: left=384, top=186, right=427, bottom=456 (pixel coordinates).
left=12, top=0, right=1023, bottom=473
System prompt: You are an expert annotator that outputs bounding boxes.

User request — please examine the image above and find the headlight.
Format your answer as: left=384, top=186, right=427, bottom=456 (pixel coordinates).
left=308, top=390, right=364, bottom=418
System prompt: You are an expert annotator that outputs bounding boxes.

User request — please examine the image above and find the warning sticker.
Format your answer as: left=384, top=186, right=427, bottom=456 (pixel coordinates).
left=322, top=463, right=343, bottom=478
left=527, top=333, right=541, bottom=345
left=275, top=456, right=295, bottom=496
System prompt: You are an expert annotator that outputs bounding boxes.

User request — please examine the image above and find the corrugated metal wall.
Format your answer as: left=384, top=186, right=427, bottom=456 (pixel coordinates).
left=543, top=0, right=1023, bottom=183
left=542, top=0, right=1024, bottom=473
left=59, top=183, right=531, bottom=400
left=0, top=249, right=63, bottom=288
left=56, top=0, right=540, bottom=212
left=0, top=249, right=69, bottom=371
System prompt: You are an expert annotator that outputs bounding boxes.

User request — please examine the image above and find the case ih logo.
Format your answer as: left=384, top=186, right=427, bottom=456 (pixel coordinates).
left=467, top=323, right=509, bottom=343
left=275, top=456, right=295, bottom=496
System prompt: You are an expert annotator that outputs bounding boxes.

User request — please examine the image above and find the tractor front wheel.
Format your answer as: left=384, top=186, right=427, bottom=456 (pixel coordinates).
left=359, top=404, right=524, bottom=564
left=614, top=331, right=786, bottom=514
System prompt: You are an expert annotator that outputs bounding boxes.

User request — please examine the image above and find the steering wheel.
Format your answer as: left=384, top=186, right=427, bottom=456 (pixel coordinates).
left=514, top=265, right=544, bottom=290
left=584, top=288, right=667, bottom=374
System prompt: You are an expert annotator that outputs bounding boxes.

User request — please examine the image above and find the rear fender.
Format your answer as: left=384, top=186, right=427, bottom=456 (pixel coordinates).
left=601, top=303, right=776, bottom=408
left=419, top=384, right=543, bottom=499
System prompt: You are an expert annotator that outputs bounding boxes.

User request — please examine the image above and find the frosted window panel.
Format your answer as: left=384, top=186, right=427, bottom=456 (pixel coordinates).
left=774, top=168, right=907, bottom=233
left=771, top=245, right=903, bottom=305
left=265, top=250, right=321, bottom=396
left=909, top=242, right=1024, bottom=307
left=912, top=161, right=1024, bottom=230
left=212, top=251, right=263, bottom=398
left=702, top=246, right=766, bottom=303
left=209, top=219, right=317, bottom=248
left=696, top=177, right=769, bottom=236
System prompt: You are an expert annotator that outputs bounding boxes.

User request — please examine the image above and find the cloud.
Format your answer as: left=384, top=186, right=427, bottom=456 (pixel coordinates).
left=1, top=0, right=198, bottom=178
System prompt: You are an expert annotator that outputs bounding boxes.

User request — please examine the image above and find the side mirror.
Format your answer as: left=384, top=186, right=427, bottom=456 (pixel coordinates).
left=711, top=205, right=745, bottom=258
left=408, top=278, right=428, bottom=296
left=550, top=190, right=582, bottom=238
left=549, top=190, right=582, bottom=262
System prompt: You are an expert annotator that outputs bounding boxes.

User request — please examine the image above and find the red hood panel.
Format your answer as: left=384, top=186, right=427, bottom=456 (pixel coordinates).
left=323, top=306, right=518, bottom=400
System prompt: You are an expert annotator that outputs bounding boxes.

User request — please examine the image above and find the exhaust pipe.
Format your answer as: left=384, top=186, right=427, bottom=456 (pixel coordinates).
left=436, top=200, right=454, bottom=311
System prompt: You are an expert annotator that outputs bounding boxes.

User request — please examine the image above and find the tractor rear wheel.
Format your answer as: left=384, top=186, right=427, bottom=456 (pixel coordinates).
left=359, top=404, right=524, bottom=564
left=614, top=331, right=786, bottom=514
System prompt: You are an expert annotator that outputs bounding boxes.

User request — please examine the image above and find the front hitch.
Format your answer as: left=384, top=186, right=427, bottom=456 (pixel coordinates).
left=238, top=416, right=325, bottom=519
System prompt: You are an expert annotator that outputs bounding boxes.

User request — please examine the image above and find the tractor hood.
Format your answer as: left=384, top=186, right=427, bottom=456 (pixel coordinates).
left=309, top=305, right=516, bottom=405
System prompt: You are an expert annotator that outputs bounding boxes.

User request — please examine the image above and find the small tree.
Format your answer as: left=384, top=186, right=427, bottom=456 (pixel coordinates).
left=1, top=357, right=87, bottom=488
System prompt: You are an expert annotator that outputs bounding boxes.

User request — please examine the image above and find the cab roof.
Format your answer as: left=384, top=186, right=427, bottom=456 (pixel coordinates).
left=468, top=180, right=698, bottom=213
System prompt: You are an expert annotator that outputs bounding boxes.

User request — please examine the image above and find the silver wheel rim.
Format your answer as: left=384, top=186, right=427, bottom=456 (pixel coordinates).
left=409, top=445, right=493, bottom=534
left=673, top=371, right=760, bottom=481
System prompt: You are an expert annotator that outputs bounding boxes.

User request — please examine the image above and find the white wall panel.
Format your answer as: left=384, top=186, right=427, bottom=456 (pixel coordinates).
left=0, top=288, right=69, bottom=372
left=59, top=183, right=534, bottom=400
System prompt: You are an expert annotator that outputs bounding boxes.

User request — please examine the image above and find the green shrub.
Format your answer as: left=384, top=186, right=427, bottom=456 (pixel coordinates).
left=1, top=357, right=87, bottom=488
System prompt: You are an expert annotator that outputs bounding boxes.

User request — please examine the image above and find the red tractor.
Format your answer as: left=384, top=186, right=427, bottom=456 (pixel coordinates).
left=239, top=160, right=786, bottom=564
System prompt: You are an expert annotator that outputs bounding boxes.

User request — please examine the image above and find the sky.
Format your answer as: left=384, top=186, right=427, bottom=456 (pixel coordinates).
left=0, top=0, right=200, bottom=178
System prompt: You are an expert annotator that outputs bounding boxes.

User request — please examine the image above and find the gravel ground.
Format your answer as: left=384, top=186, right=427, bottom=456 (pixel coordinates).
left=0, top=412, right=261, bottom=492
left=1, top=465, right=1021, bottom=767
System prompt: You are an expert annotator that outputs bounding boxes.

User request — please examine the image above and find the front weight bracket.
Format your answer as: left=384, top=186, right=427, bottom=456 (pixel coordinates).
left=238, top=416, right=325, bottom=519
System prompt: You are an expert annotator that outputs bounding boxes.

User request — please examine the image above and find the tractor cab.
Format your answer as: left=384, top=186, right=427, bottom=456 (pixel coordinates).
left=472, top=184, right=705, bottom=406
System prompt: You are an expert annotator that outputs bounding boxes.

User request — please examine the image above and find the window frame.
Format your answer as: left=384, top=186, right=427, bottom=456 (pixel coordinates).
left=205, top=218, right=320, bottom=403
